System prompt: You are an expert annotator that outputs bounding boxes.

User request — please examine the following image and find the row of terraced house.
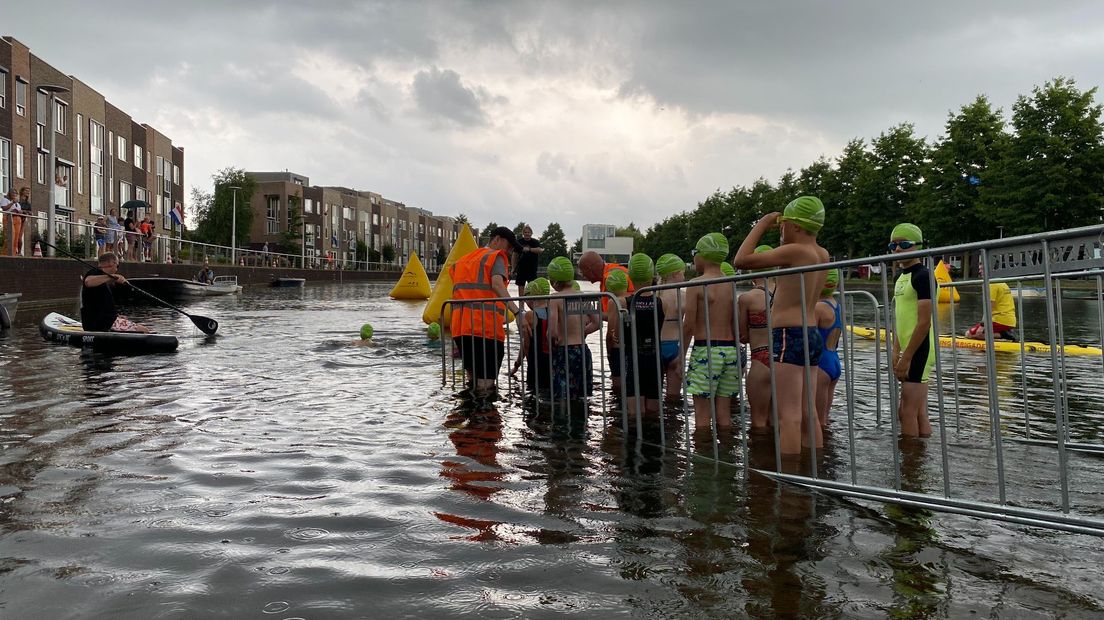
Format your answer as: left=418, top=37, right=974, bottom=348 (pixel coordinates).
left=243, top=171, right=463, bottom=273
left=0, top=36, right=185, bottom=255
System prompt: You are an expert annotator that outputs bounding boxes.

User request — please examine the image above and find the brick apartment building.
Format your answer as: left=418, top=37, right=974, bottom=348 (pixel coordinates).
left=245, top=171, right=460, bottom=271
left=0, top=36, right=184, bottom=255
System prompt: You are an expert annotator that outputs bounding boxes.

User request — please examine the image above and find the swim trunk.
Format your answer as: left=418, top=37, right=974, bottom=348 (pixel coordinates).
left=751, top=346, right=770, bottom=367
left=111, top=316, right=141, bottom=332
left=904, top=336, right=934, bottom=383
left=454, top=336, right=506, bottom=382
left=624, top=348, right=663, bottom=399
left=818, top=348, right=841, bottom=381
left=772, top=327, right=823, bottom=366
left=660, top=340, right=680, bottom=366
left=607, top=347, right=622, bottom=378
left=553, top=344, right=594, bottom=399
left=686, top=341, right=741, bottom=398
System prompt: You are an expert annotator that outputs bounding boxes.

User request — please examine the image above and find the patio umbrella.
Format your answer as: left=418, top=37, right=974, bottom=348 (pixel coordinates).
left=120, top=200, right=152, bottom=215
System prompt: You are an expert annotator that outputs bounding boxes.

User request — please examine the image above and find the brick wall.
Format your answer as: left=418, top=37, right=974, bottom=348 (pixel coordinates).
left=1, top=257, right=434, bottom=304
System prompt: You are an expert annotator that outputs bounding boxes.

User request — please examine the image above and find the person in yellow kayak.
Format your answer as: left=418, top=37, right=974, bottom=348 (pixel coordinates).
left=965, top=263, right=1018, bottom=341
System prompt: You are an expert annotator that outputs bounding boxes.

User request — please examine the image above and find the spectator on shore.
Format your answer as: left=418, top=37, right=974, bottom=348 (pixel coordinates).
left=514, top=225, right=543, bottom=297
left=139, top=215, right=154, bottom=261
left=124, top=211, right=139, bottom=261
left=94, top=216, right=107, bottom=254
left=106, top=209, right=122, bottom=254
left=1, top=189, right=22, bottom=256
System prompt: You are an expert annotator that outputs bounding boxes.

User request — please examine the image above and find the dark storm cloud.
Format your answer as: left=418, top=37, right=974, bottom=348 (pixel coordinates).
left=412, top=66, right=490, bottom=127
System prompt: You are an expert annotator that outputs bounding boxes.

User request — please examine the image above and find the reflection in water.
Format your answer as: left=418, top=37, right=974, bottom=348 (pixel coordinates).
left=1, top=283, right=1102, bottom=617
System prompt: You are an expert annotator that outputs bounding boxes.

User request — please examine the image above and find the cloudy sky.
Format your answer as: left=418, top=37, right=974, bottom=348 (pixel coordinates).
left=5, top=1, right=1103, bottom=237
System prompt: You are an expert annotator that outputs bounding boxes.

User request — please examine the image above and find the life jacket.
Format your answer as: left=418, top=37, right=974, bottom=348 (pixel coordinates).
left=599, top=263, right=633, bottom=312
left=450, top=247, right=510, bottom=341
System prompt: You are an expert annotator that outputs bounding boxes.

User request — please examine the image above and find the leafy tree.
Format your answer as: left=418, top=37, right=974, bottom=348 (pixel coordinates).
left=538, top=222, right=568, bottom=264
left=435, top=245, right=447, bottom=266
left=911, top=96, right=1008, bottom=245
left=847, top=125, right=928, bottom=257
left=478, top=221, right=499, bottom=246
left=382, top=244, right=396, bottom=263
left=982, top=77, right=1104, bottom=235
left=193, top=167, right=257, bottom=248
left=512, top=221, right=528, bottom=238
left=570, top=236, right=582, bottom=255
left=356, top=240, right=368, bottom=266
left=615, top=222, right=646, bottom=252
left=282, top=192, right=303, bottom=254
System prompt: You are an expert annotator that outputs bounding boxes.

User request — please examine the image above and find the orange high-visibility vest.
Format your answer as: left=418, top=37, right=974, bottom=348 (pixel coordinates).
left=450, top=247, right=510, bottom=341
left=599, top=263, right=633, bottom=312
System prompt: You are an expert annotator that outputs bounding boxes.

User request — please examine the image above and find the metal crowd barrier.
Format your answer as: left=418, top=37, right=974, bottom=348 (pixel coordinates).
left=439, top=224, right=1104, bottom=536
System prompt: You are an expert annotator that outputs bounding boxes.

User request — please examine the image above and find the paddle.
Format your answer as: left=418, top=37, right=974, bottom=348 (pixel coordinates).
left=40, top=242, right=219, bottom=336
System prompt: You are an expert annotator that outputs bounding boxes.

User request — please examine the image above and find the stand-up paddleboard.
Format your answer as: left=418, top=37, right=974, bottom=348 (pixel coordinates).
left=935, top=260, right=959, bottom=303
left=423, top=224, right=478, bottom=327
left=847, top=325, right=1102, bottom=356
left=390, top=252, right=432, bottom=300
left=40, top=312, right=179, bottom=354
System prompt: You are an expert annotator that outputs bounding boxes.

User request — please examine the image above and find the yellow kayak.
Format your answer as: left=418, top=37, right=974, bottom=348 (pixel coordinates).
left=846, top=326, right=1103, bottom=356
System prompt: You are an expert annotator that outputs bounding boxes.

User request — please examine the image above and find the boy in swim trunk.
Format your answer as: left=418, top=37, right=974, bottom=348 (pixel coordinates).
left=734, top=197, right=830, bottom=455
left=548, top=257, right=601, bottom=401
left=655, top=253, right=686, bottom=401
left=510, top=277, right=554, bottom=397
left=682, top=233, right=741, bottom=430
left=737, top=245, right=775, bottom=429
left=815, top=268, right=842, bottom=429
left=890, top=223, right=935, bottom=437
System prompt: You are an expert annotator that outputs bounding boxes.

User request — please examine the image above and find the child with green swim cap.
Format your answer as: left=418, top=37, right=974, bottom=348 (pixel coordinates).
left=734, top=196, right=830, bottom=455
left=656, top=253, right=687, bottom=400
left=611, top=253, right=665, bottom=414
left=546, top=258, right=600, bottom=401
left=889, top=222, right=934, bottom=438
left=351, top=323, right=375, bottom=347
left=511, top=277, right=555, bottom=396
left=737, top=244, right=776, bottom=429
left=683, top=233, right=740, bottom=430
left=814, top=268, right=843, bottom=429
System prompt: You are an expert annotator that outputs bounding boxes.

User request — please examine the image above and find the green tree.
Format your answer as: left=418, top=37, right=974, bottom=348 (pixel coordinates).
left=570, top=236, right=582, bottom=255
left=356, top=240, right=368, bottom=267
left=911, top=96, right=1008, bottom=245
left=983, top=77, right=1104, bottom=235
left=435, top=245, right=447, bottom=266
left=849, top=125, right=928, bottom=257
left=615, top=222, right=646, bottom=252
left=282, top=192, right=304, bottom=254
left=512, top=221, right=528, bottom=238
left=193, top=167, right=257, bottom=248
left=478, top=221, right=499, bottom=246
left=641, top=211, right=691, bottom=258
left=382, top=244, right=396, bottom=264
left=822, top=139, right=874, bottom=257
left=538, top=222, right=568, bottom=264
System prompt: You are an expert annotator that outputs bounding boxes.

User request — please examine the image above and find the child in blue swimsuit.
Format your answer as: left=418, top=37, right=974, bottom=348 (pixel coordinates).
left=815, top=268, right=842, bottom=429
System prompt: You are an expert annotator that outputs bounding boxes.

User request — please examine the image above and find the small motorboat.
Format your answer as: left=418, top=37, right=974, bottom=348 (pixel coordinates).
left=40, top=312, right=178, bottom=354
left=271, top=278, right=306, bottom=288
left=204, top=276, right=243, bottom=295
left=0, top=292, right=20, bottom=329
left=120, top=277, right=210, bottom=300
left=1010, top=285, right=1048, bottom=299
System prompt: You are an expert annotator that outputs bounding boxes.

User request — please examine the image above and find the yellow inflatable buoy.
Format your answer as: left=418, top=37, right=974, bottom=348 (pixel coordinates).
left=935, top=260, right=960, bottom=303
left=423, top=224, right=479, bottom=326
left=390, top=252, right=432, bottom=300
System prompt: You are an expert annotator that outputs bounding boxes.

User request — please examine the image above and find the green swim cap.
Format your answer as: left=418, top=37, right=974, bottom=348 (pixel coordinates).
left=656, top=253, right=684, bottom=278
left=780, top=196, right=825, bottom=234
left=547, top=256, right=575, bottom=282
left=821, top=268, right=840, bottom=297
left=525, top=277, right=551, bottom=296
left=427, top=322, right=441, bottom=339
left=570, top=280, right=581, bottom=291
left=627, top=253, right=654, bottom=287
left=605, top=268, right=629, bottom=293
left=720, top=262, right=736, bottom=277
left=750, top=244, right=774, bottom=274
left=890, top=222, right=924, bottom=246
left=694, top=232, right=729, bottom=264
left=360, top=323, right=374, bottom=340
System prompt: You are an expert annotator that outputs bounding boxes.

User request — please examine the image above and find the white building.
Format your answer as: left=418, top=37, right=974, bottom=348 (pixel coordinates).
left=578, top=224, right=634, bottom=264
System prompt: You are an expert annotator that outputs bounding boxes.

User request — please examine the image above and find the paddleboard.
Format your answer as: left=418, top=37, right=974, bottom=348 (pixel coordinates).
left=846, top=325, right=1102, bottom=356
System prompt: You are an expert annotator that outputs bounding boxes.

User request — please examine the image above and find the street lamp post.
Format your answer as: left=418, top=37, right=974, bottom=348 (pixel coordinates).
left=42, top=84, right=70, bottom=258
left=228, top=185, right=242, bottom=264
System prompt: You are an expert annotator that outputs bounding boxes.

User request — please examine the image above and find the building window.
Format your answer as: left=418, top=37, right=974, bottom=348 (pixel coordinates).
left=36, top=91, right=47, bottom=126
left=0, top=139, right=10, bottom=195
left=343, top=206, right=353, bottom=220
left=172, top=164, right=179, bottom=186
left=117, top=135, right=126, bottom=161
left=266, top=196, right=279, bottom=234
left=36, top=151, right=46, bottom=184
left=90, top=120, right=104, bottom=214
left=134, top=145, right=143, bottom=169
left=15, top=79, right=26, bottom=116
left=15, top=144, right=24, bottom=179
left=76, top=114, right=83, bottom=194
left=119, top=181, right=131, bottom=206
left=54, top=163, right=70, bottom=209
left=55, top=100, right=66, bottom=134
left=0, top=70, right=6, bottom=108
left=135, top=186, right=147, bottom=202
left=372, top=213, right=380, bottom=226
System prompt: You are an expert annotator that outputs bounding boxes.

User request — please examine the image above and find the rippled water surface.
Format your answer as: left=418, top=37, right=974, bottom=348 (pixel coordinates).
left=1, top=282, right=1103, bottom=618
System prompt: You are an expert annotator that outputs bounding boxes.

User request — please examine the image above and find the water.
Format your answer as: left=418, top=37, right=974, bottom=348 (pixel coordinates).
left=1, top=282, right=1103, bottom=618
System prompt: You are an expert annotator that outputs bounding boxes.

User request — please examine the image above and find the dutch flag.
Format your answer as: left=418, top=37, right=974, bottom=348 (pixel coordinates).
left=171, top=203, right=185, bottom=226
